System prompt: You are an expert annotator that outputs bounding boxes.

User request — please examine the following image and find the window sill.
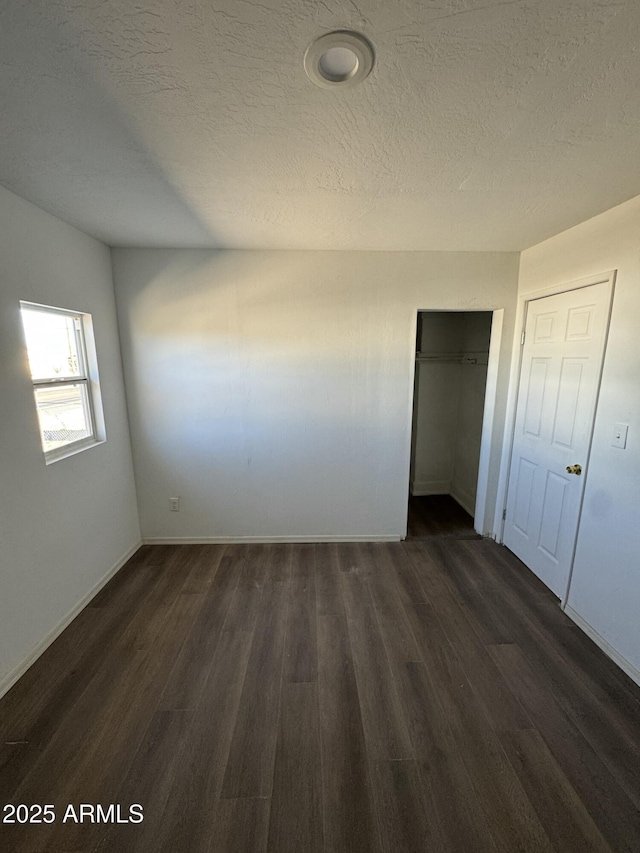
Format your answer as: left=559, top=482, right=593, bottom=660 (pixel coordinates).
left=44, top=437, right=106, bottom=465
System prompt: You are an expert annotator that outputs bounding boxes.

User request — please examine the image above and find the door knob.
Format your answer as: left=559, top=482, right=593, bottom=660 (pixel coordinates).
left=566, top=464, right=582, bottom=475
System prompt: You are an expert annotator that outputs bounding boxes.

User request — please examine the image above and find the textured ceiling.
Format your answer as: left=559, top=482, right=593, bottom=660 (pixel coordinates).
left=1, top=0, right=639, bottom=250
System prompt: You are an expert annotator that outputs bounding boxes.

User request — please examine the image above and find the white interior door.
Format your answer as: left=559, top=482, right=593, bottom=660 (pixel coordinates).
left=504, top=279, right=613, bottom=597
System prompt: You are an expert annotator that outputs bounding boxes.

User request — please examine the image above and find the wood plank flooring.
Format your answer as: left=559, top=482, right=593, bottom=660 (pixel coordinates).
left=407, top=494, right=481, bottom=539
left=1, top=540, right=640, bottom=852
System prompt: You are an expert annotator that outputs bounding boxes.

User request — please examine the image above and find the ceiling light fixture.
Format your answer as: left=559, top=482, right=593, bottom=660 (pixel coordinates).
left=304, top=31, right=374, bottom=90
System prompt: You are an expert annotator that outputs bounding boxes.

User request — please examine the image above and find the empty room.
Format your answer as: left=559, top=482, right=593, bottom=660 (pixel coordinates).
left=1, top=1, right=640, bottom=851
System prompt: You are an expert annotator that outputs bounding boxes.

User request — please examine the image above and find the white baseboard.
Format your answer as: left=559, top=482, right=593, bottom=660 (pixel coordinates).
left=563, top=605, right=640, bottom=689
left=410, top=478, right=451, bottom=497
left=143, top=534, right=402, bottom=544
left=0, top=539, right=142, bottom=701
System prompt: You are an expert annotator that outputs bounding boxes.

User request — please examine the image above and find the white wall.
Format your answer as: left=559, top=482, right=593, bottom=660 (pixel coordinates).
left=451, top=313, right=492, bottom=513
left=411, top=360, right=461, bottom=494
left=0, top=186, right=140, bottom=696
left=112, top=249, right=518, bottom=541
left=411, top=314, right=463, bottom=496
left=518, top=194, right=640, bottom=679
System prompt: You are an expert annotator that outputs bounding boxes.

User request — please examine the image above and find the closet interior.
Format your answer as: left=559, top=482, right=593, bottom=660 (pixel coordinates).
left=409, top=310, right=493, bottom=522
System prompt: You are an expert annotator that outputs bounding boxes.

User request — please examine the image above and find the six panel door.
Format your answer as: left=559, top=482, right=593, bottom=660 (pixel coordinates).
left=503, top=280, right=612, bottom=597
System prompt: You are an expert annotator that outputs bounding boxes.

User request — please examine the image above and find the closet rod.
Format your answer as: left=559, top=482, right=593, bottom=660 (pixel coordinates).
left=415, top=353, right=478, bottom=364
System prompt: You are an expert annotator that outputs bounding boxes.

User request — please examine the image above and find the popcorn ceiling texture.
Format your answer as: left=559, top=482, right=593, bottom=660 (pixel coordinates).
left=0, top=0, right=638, bottom=250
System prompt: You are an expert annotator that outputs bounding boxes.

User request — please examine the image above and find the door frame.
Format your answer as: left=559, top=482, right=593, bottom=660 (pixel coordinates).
left=404, top=308, right=505, bottom=538
left=494, top=270, right=616, bottom=605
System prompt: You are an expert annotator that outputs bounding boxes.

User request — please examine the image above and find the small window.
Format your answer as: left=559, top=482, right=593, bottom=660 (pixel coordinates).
left=20, top=302, right=104, bottom=462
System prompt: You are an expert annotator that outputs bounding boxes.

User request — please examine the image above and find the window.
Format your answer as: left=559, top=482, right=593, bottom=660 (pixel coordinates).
left=20, top=302, right=104, bottom=462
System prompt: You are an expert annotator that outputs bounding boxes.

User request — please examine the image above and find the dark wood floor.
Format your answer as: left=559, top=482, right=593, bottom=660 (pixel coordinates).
left=407, top=494, right=481, bottom=539
left=2, top=541, right=640, bottom=852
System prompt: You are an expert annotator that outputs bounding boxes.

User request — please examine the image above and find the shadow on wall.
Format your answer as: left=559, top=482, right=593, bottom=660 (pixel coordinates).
left=113, top=250, right=421, bottom=538
left=0, top=2, right=217, bottom=247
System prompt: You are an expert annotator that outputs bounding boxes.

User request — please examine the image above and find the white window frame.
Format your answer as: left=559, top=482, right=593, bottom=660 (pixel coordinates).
left=20, top=301, right=106, bottom=464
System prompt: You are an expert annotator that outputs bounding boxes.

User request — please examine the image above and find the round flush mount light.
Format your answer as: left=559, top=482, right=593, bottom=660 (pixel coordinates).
left=304, top=31, right=375, bottom=89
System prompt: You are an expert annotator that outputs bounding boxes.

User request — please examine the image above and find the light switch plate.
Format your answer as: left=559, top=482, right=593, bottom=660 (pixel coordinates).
left=612, top=423, right=628, bottom=449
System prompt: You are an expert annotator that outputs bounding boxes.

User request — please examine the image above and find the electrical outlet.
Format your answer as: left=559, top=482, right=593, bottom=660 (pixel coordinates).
left=170, top=497, right=180, bottom=512
left=612, top=423, right=628, bottom=450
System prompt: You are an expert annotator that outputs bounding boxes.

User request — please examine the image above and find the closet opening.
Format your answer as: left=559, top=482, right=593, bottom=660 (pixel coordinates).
left=407, top=310, right=494, bottom=540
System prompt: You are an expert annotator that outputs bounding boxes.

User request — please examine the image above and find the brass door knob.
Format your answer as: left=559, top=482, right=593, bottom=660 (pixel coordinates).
left=566, top=464, right=582, bottom=475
